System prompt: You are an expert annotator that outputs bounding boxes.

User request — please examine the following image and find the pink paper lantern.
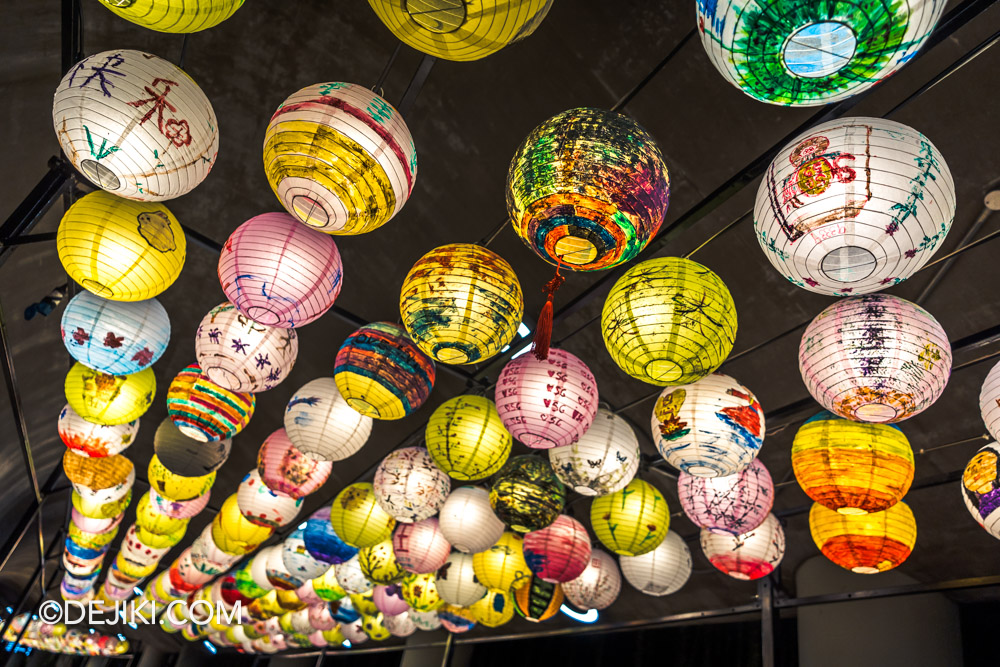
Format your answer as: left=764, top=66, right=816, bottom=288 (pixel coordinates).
left=307, top=602, right=339, bottom=631
left=372, top=584, right=410, bottom=617
left=701, top=513, right=785, bottom=581
left=257, top=429, right=333, bottom=499
left=392, top=517, right=451, bottom=574
left=495, top=348, right=598, bottom=448
left=522, top=514, right=592, bottom=583
left=218, top=212, right=344, bottom=328
left=308, top=630, right=328, bottom=648
left=149, top=487, right=211, bottom=519
left=678, top=459, right=774, bottom=535
left=70, top=508, right=122, bottom=535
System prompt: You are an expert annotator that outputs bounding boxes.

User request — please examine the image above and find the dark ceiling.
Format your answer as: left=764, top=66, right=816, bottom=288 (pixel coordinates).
left=2, top=0, right=1000, bottom=656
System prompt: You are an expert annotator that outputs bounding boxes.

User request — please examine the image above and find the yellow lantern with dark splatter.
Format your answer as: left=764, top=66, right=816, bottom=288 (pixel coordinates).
left=96, top=0, right=244, bottom=33
left=590, top=479, right=669, bottom=556
left=329, top=483, right=397, bottom=549
left=400, top=573, right=444, bottom=612
left=65, top=362, right=155, bottom=426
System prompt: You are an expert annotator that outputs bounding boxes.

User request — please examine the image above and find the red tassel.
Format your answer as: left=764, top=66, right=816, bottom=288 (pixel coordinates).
left=532, top=262, right=564, bottom=361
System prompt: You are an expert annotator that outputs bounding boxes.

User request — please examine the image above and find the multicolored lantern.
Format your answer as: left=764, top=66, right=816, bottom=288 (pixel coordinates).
left=961, top=442, right=1000, bottom=538
left=65, top=363, right=155, bottom=425
left=58, top=404, right=137, bottom=458
left=561, top=549, right=621, bottom=611
left=237, top=470, right=303, bottom=528
left=602, top=257, right=737, bottom=386
left=590, top=479, right=669, bottom=557
left=490, top=455, right=565, bottom=532
left=392, top=518, right=450, bottom=574
left=435, top=552, right=486, bottom=607
left=810, top=502, right=917, bottom=573
left=400, top=243, right=523, bottom=365
left=330, top=483, right=397, bottom=549
left=153, top=418, right=231, bottom=476
left=373, top=447, right=450, bottom=523
left=61, top=292, right=169, bottom=374
left=426, top=395, right=512, bottom=480
left=53, top=50, right=218, bottom=200
left=619, top=531, right=692, bottom=597
left=469, top=589, right=514, bottom=628
left=472, top=532, right=531, bottom=593
left=522, top=515, right=591, bottom=583
left=166, top=363, right=254, bottom=442
left=548, top=408, right=639, bottom=496
left=257, top=429, right=332, bottom=499
left=400, top=573, right=444, bottom=612
left=358, top=539, right=407, bottom=585
left=148, top=454, right=215, bottom=501
left=678, top=459, right=774, bottom=535
left=701, top=513, right=785, bottom=581
left=800, top=294, right=951, bottom=423
left=507, top=107, right=669, bottom=271
left=514, top=574, right=563, bottom=622
left=439, top=486, right=505, bottom=554
left=284, top=377, right=371, bottom=462
left=303, top=506, right=358, bottom=564
left=95, top=0, right=244, bottom=32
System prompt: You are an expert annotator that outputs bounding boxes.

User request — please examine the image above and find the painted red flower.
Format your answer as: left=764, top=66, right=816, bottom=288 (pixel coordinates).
left=72, top=327, right=90, bottom=345
left=103, top=332, right=124, bottom=348
left=164, top=118, right=191, bottom=147
left=131, top=347, right=154, bottom=367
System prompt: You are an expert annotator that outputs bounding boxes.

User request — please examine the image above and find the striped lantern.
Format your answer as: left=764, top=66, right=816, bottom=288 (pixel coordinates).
left=514, top=574, right=563, bottom=622
left=400, top=243, right=523, bottom=365
left=549, top=408, right=640, bottom=496
left=149, top=487, right=210, bottom=519
left=701, top=513, right=785, bottom=581
left=495, top=348, right=598, bottom=449
left=799, top=294, right=951, bottom=423
left=590, top=479, right=669, bottom=557
left=980, top=361, right=1000, bottom=441
left=96, top=0, right=244, bottom=32
left=373, top=584, right=410, bottom=617
left=392, top=518, right=451, bottom=574
left=507, top=107, right=670, bottom=271
left=330, top=483, right=397, bottom=549
left=755, top=118, right=954, bottom=294
left=61, top=291, right=169, bottom=374
left=961, top=442, right=1000, bottom=538
left=148, top=454, right=215, bottom=501
left=257, top=429, right=332, bottom=499
left=490, top=455, right=565, bottom=533
left=619, top=531, right=692, bottom=597
left=263, top=82, right=416, bottom=235
left=212, top=494, right=274, bottom=556
left=166, top=363, right=255, bottom=442
left=401, top=572, right=444, bottom=612
left=284, top=377, right=372, bottom=462
left=53, top=50, right=218, bottom=200
left=153, top=418, right=231, bottom=476
left=425, top=395, right=512, bottom=481
left=435, top=552, right=486, bottom=607
left=472, top=532, right=531, bottom=593
left=373, top=447, right=451, bottom=523
left=334, top=322, right=435, bottom=420
left=810, top=502, right=917, bottom=573
left=58, top=403, right=137, bottom=458
left=678, top=459, right=774, bottom=535
left=438, top=486, right=505, bottom=554
left=469, top=589, right=514, bottom=628
left=335, top=555, right=374, bottom=595
left=237, top=470, right=303, bottom=529
left=383, top=610, right=417, bottom=637
left=283, top=529, right=333, bottom=581
left=358, top=539, right=407, bottom=585
left=561, top=549, right=621, bottom=611
left=522, top=515, right=591, bottom=583
left=65, top=362, right=155, bottom=426
left=602, top=257, right=737, bottom=386
left=303, top=506, right=358, bottom=565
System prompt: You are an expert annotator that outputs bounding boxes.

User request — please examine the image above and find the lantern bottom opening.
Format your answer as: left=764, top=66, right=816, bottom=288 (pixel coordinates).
left=782, top=21, right=857, bottom=79
left=290, top=195, right=331, bottom=228
left=851, top=565, right=880, bottom=574
left=574, top=485, right=598, bottom=496
left=853, top=403, right=898, bottom=422
left=346, top=398, right=380, bottom=418
left=553, top=235, right=598, bottom=266
left=245, top=306, right=282, bottom=326
left=644, top=359, right=683, bottom=384
left=81, top=279, right=113, bottom=298
left=820, top=245, right=877, bottom=283
left=836, top=507, right=869, bottom=516
left=79, top=159, right=121, bottom=191
left=433, top=345, right=470, bottom=365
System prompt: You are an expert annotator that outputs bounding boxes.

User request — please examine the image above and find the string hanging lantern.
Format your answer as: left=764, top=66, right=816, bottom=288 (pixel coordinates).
left=698, top=1, right=946, bottom=106
left=490, top=455, right=566, bottom=532
left=303, top=507, right=358, bottom=564
left=166, top=363, right=255, bottom=442
left=373, top=447, right=450, bottom=523
left=602, top=257, right=737, bottom=386
left=61, top=292, right=170, bottom=374
left=513, top=574, right=563, bottom=622
left=284, top=377, right=372, bottom=462
left=809, top=502, right=917, bottom=573
left=472, top=532, right=531, bottom=593
left=58, top=404, right=137, bottom=458
left=392, top=518, right=451, bottom=574
left=560, top=549, right=621, bottom=611
left=334, top=322, right=435, bottom=420
left=358, top=539, right=408, bottom=586
left=799, top=294, right=951, bottom=423
left=701, top=513, right=785, bottom=580
left=153, top=419, right=231, bottom=477
left=435, top=552, right=486, bottom=607
left=961, top=442, right=1000, bottom=539
left=548, top=407, right=640, bottom=496
left=469, top=589, right=514, bottom=628
left=400, top=244, right=523, bottom=365
left=678, top=459, right=774, bottom=535
left=218, top=212, right=344, bottom=328
left=330, top=483, right=397, bottom=549
left=522, top=515, right=591, bottom=583
left=257, top=429, right=332, bottom=499
left=754, top=118, right=954, bottom=294
left=53, top=49, right=218, bottom=200
left=438, top=486, right=505, bottom=554
left=980, top=362, right=1000, bottom=441
left=619, top=531, right=692, bottom=597
left=65, top=363, right=155, bottom=426
left=590, top=479, right=669, bottom=557
left=426, top=395, right=512, bottom=481
left=792, top=411, right=914, bottom=514
left=263, top=82, right=416, bottom=235
left=95, top=0, right=244, bottom=33
left=400, top=573, right=445, bottom=612
left=236, top=470, right=303, bottom=529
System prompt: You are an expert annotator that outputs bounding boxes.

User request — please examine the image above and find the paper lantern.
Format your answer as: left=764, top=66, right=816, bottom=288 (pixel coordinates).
left=58, top=404, right=137, bottom=458
left=591, top=479, right=669, bottom=556
left=266, top=546, right=304, bottom=590
left=619, top=531, right=692, bottom=597
left=65, top=362, right=155, bottom=425
left=154, top=418, right=231, bottom=476
left=561, top=549, right=621, bottom=611
left=810, top=502, right=916, bottom=573
left=439, top=486, right=505, bottom=554
left=72, top=488, right=132, bottom=520
left=490, top=455, right=565, bottom=532
left=307, top=602, right=339, bottom=631
left=469, top=589, right=514, bottom=628
left=982, top=362, right=1000, bottom=442
left=435, top=552, right=486, bottom=607
left=522, top=515, right=591, bottom=583
left=439, top=606, right=476, bottom=634
left=373, top=446, right=450, bottom=523
left=602, top=257, right=737, bottom=386
left=249, top=546, right=281, bottom=592
left=330, top=483, right=397, bottom=549
left=792, top=411, right=914, bottom=514
left=137, top=523, right=186, bottom=549
left=548, top=408, right=639, bottom=496
left=237, top=469, right=303, bottom=528
left=349, top=590, right=380, bottom=618
left=213, top=494, right=274, bottom=555
left=135, top=490, right=188, bottom=535
left=678, top=459, right=774, bottom=535
left=392, top=518, right=451, bottom=574
left=702, top=513, right=785, bottom=580
left=800, top=294, right=951, bottom=423
left=400, top=243, right=523, bottom=365
left=62, top=449, right=133, bottom=498
left=256, top=428, right=332, bottom=499
left=121, top=524, right=169, bottom=561
left=755, top=118, right=954, bottom=294
left=70, top=508, right=122, bottom=535
left=507, top=107, right=669, bottom=271
left=372, top=584, right=410, bottom=617
left=426, top=395, right=512, bottom=480
left=284, top=377, right=372, bottom=462
left=61, top=291, right=169, bottom=374
left=409, top=609, right=442, bottom=632
left=513, top=574, right=563, bottom=622
left=362, top=613, right=392, bottom=641
left=335, top=555, right=374, bottom=595
left=961, top=442, right=1000, bottom=538
left=264, top=82, right=416, bottom=235
left=698, top=1, right=946, bottom=106
left=304, top=506, right=358, bottom=565
left=310, top=570, right=348, bottom=605
left=358, top=539, right=407, bottom=586
left=166, top=363, right=255, bottom=442
left=283, top=529, right=332, bottom=581
left=68, top=523, right=119, bottom=551
left=473, top=532, right=531, bottom=593
left=401, top=573, right=444, bottom=612
left=321, top=626, right=347, bottom=645
left=384, top=610, right=417, bottom=637
left=95, top=0, right=243, bottom=32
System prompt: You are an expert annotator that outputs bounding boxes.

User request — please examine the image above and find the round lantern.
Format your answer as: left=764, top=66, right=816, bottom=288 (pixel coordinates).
left=218, top=212, right=344, bottom=328
left=426, top=395, right=512, bottom=480
left=678, top=459, right=774, bottom=535
left=61, top=291, right=169, bottom=374
left=334, top=322, right=435, bottom=420
left=602, top=257, right=737, bottom=386
left=237, top=470, right=303, bottom=528
left=53, top=50, right=218, bottom=200
left=392, top=518, right=451, bottom=574
left=330, top=483, right=397, bottom=549
left=754, top=118, right=954, bottom=294
left=561, top=549, right=621, bottom=611
left=135, top=490, right=188, bottom=535
left=349, top=590, right=380, bottom=617
left=68, top=523, right=119, bottom=551
left=335, top=555, right=374, bottom=594
left=284, top=377, right=373, bottom=462
left=58, top=404, right=138, bottom=458
left=166, top=363, right=255, bottom=442
left=435, top=552, right=486, bottom=607
left=373, top=446, right=450, bottom=523
left=698, top=1, right=946, bottom=106
left=249, top=546, right=280, bottom=592
left=473, top=532, right=531, bottom=593
left=514, top=574, right=563, bottom=622
left=701, top=513, right=785, bottom=581
left=439, top=486, right=505, bottom=554
left=283, top=529, right=332, bottom=581
left=409, top=609, right=442, bottom=632
left=980, top=360, right=1000, bottom=446
left=399, top=243, right=523, bottom=365
left=150, top=486, right=210, bottom=520
left=309, top=566, right=347, bottom=603
left=373, top=584, right=410, bottom=617
left=400, top=573, right=444, bottom=612
left=522, top=515, right=591, bottom=583
left=72, top=488, right=132, bottom=520
left=304, top=507, right=359, bottom=564
left=257, top=429, right=332, bottom=499
left=137, top=523, right=185, bottom=549
left=651, top=372, right=765, bottom=477
left=62, top=449, right=133, bottom=499
left=961, top=442, right=1000, bottom=538
left=439, top=606, right=476, bottom=634
left=65, top=362, right=155, bottom=425
left=154, top=418, right=231, bottom=476
left=212, top=494, right=274, bottom=555
left=548, top=408, right=639, bottom=496
left=591, top=479, right=669, bottom=556
left=799, top=294, right=951, bottom=423
left=619, top=531, right=692, bottom=597
left=95, top=0, right=243, bottom=32
left=358, top=539, right=407, bottom=586
left=469, top=589, right=514, bottom=628
left=70, top=508, right=122, bottom=535
left=507, top=107, right=670, bottom=271
left=490, top=455, right=565, bottom=532
left=263, top=82, right=416, bottom=235
left=362, top=613, right=392, bottom=641
left=810, top=502, right=917, bottom=573
left=383, top=610, right=417, bottom=637
left=792, top=411, right=914, bottom=514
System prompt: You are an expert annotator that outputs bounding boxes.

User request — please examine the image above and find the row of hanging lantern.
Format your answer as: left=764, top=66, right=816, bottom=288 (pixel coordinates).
left=3, top=616, right=129, bottom=656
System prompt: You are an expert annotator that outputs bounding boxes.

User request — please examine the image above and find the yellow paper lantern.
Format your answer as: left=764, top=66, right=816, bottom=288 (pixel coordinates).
left=514, top=574, right=563, bottom=622
left=362, top=613, right=392, bottom=641
left=426, top=395, right=512, bottom=480
left=329, top=483, right=397, bottom=549
left=212, top=494, right=274, bottom=555
left=72, top=489, right=132, bottom=520
left=400, top=244, right=523, bottom=365
left=135, top=491, right=188, bottom=535
left=809, top=502, right=917, bottom=573
left=322, top=626, right=346, bottom=646
left=472, top=532, right=531, bottom=593
left=349, top=590, right=380, bottom=617
left=65, top=362, right=155, bottom=426
left=276, top=589, right=307, bottom=612
left=400, top=573, right=444, bottom=612
left=136, top=524, right=186, bottom=549
left=115, top=553, right=157, bottom=580
left=57, top=191, right=186, bottom=301
left=601, top=257, right=737, bottom=386
left=96, top=0, right=243, bottom=33
left=358, top=539, right=407, bottom=585
left=148, top=454, right=215, bottom=501
left=469, top=589, right=514, bottom=627
left=67, top=523, right=118, bottom=550
left=590, top=479, right=669, bottom=556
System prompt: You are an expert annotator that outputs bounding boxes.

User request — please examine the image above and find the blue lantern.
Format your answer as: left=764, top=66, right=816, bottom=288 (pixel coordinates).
left=61, top=291, right=170, bottom=375
left=304, top=507, right=358, bottom=565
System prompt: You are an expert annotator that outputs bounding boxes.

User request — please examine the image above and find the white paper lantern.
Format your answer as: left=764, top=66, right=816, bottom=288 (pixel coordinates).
left=701, top=513, right=785, bottom=581
left=250, top=546, right=280, bottom=592
left=383, top=611, right=417, bottom=638
left=53, top=49, right=218, bottom=200
left=392, top=518, right=451, bottom=574
left=980, top=362, right=1000, bottom=441
left=265, top=543, right=303, bottom=589
left=799, top=294, right=951, bottom=423
left=435, top=552, right=487, bottom=608
left=335, top=555, right=374, bottom=594
left=283, top=529, right=332, bottom=581
left=409, top=609, right=442, bottom=631
left=236, top=469, right=302, bottom=529
left=619, top=531, right=692, bottom=597
left=284, top=378, right=372, bottom=461
left=678, top=458, right=774, bottom=535
left=561, top=549, right=621, bottom=611
left=60, top=291, right=170, bottom=374
left=58, top=403, right=138, bottom=458
left=373, top=447, right=451, bottom=523
left=340, top=618, right=368, bottom=644
left=548, top=408, right=639, bottom=496
left=961, top=441, right=1000, bottom=538
left=438, top=486, right=505, bottom=554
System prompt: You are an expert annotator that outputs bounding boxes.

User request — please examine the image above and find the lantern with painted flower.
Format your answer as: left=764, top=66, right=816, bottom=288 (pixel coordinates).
left=167, top=363, right=255, bottom=442
left=678, top=459, right=774, bottom=535
left=522, top=515, right=591, bottom=584
left=284, top=377, right=372, bottom=462
left=58, top=404, right=138, bottom=458
left=701, top=513, right=785, bottom=580
left=65, top=363, right=155, bottom=425
left=95, top=0, right=244, bottom=33
left=619, top=531, right=692, bottom=596
left=561, top=549, right=621, bottom=611
left=435, top=552, right=486, bottom=608
left=401, top=572, right=444, bottom=612
left=61, top=291, right=169, bottom=374
left=257, top=429, right=332, bottom=499
left=490, top=455, right=565, bottom=533
left=426, top=395, right=512, bottom=480
left=392, top=517, right=450, bottom=574
left=330, top=483, right=397, bottom=549
left=591, top=479, right=669, bottom=557
left=373, top=447, right=450, bottom=523
left=237, top=470, right=302, bottom=529
left=358, top=539, right=407, bottom=586
left=810, top=502, right=917, bottom=573
left=961, top=442, right=1000, bottom=538
left=549, top=408, right=639, bottom=496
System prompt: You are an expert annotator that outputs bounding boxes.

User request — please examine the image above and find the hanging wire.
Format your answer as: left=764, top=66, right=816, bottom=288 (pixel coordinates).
left=479, top=219, right=509, bottom=247
left=611, top=29, right=697, bottom=112
left=684, top=210, right=751, bottom=259
left=372, top=41, right=402, bottom=94
left=178, top=34, right=189, bottom=68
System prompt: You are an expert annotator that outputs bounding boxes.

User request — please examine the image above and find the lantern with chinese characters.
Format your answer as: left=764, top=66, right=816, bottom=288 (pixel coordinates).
left=514, top=574, right=563, bottom=622
left=755, top=118, right=954, bottom=294
left=237, top=470, right=302, bottom=528
left=330, top=483, right=397, bottom=549
left=490, top=455, right=565, bottom=532
left=373, top=447, right=450, bottom=523
left=435, top=552, right=486, bottom=607
left=166, top=363, right=255, bottom=442
left=602, top=257, right=737, bottom=386
left=154, top=419, right=230, bottom=476
left=561, top=550, right=621, bottom=611
left=257, top=429, right=332, bottom=499
left=61, top=291, right=169, bottom=374
left=264, top=82, right=416, bottom=235
left=426, top=395, right=512, bottom=480
left=470, top=589, right=514, bottom=628
left=619, top=531, right=692, bottom=596
left=439, top=486, right=505, bottom=554
left=981, top=362, right=1000, bottom=441
left=284, top=377, right=372, bottom=461
left=799, top=294, right=951, bottom=423
left=148, top=454, right=215, bottom=501
left=58, top=404, right=137, bottom=458
left=95, top=0, right=244, bottom=32
left=65, top=363, right=155, bottom=425
left=334, top=323, right=435, bottom=420
left=549, top=408, right=639, bottom=496
left=401, top=572, right=444, bottom=612
left=219, top=212, right=344, bottom=328
left=698, top=1, right=946, bottom=106
left=213, top=495, right=273, bottom=556
left=473, top=532, right=531, bottom=593
left=507, top=107, right=669, bottom=271
left=53, top=50, right=218, bottom=200
left=961, top=442, right=1000, bottom=538
left=392, top=518, right=451, bottom=574
left=400, top=244, right=523, bottom=365
left=792, top=411, right=914, bottom=514
left=591, top=479, right=669, bottom=556
left=358, top=539, right=407, bottom=585
left=522, top=515, right=591, bottom=584
left=373, top=584, right=410, bottom=617
left=283, top=529, right=332, bottom=581
left=810, top=502, right=917, bottom=573
left=701, top=513, right=785, bottom=580
left=304, top=507, right=358, bottom=564
left=679, top=459, right=774, bottom=535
